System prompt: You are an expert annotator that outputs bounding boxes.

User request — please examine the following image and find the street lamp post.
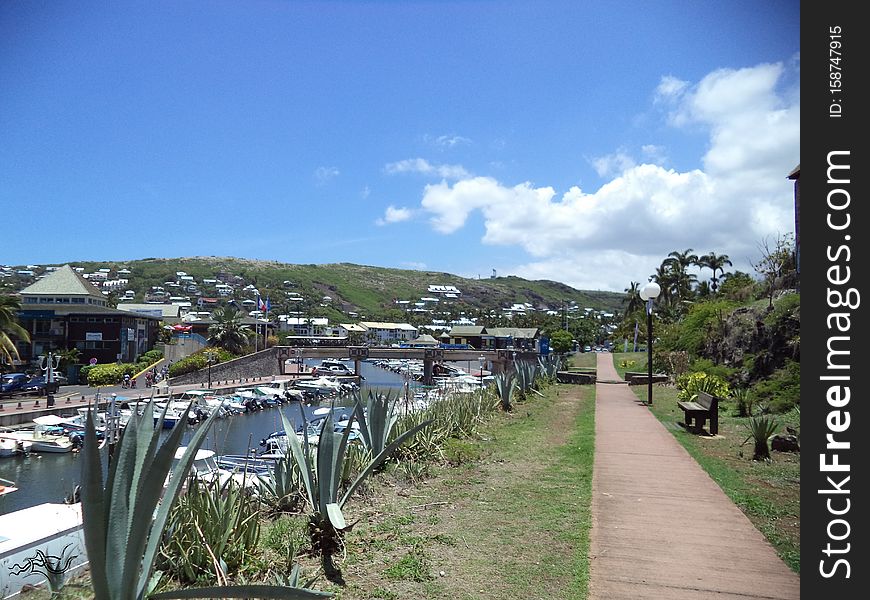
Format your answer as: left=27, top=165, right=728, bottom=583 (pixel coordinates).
left=206, top=350, right=216, bottom=389
left=639, top=280, right=661, bottom=405
left=38, top=352, right=61, bottom=406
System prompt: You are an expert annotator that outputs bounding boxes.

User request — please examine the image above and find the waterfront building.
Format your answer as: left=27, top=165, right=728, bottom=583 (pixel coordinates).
left=14, top=265, right=161, bottom=373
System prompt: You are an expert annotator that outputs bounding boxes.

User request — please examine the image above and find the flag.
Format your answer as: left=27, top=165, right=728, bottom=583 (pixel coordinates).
left=266, top=297, right=271, bottom=312
left=258, top=295, right=267, bottom=312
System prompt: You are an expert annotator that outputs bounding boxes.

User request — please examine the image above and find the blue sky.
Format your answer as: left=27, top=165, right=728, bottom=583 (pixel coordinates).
left=1, top=0, right=800, bottom=292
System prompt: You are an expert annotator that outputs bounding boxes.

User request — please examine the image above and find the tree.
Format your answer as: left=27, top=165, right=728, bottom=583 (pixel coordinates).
left=622, top=281, right=643, bottom=317
left=699, top=252, right=733, bottom=294
left=207, top=305, right=251, bottom=355
left=0, top=294, right=30, bottom=366
left=549, top=329, right=574, bottom=354
left=751, top=234, right=796, bottom=308
left=664, top=248, right=699, bottom=305
left=718, top=271, right=756, bottom=302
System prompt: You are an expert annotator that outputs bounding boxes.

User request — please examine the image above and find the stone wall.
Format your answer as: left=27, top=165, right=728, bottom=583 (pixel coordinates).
left=167, top=348, right=282, bottom=386
left=556, top=371, right=596, bottom=384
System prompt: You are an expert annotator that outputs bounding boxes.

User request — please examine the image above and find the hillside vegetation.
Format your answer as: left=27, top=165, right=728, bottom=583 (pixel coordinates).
left=32, top=256, right=625, bottom=319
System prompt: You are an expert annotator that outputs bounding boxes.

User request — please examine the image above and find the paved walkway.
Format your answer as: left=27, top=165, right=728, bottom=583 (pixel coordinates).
left=588, top=352, right=800, bottom=599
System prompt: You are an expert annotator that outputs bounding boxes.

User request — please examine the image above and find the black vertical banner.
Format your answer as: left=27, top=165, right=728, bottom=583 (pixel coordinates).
left=802, top=2, right=867, bottom=597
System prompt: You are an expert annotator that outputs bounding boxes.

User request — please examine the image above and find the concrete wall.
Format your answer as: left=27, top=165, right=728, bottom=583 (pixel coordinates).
left=162, top=337, right=207, bottom=363
left=167, top=347, right=281, bottom=386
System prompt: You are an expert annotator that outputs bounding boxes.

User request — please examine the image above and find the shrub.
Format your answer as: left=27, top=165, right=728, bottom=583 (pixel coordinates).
left=730, top=387, right=755, bottom=417
left=653, top=350, right=690, bottom=379
left=85, top=363, right=138, bottom=386
left=168, top=347, right=234, bottom=378
left=690, top=358, right=736, bottom=382
left=138, top=349, right=164, bottom=366
left=742, top=414, right=779, bottom=461
left=750, top=359, right=800, bottom=413
left=675, top=371, right=731, bottom=403
left=661, top=300, right=738, bottom=356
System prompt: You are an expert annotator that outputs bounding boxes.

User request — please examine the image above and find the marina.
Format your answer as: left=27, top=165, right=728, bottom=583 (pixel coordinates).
left=0, top=357, right=477, bottom=515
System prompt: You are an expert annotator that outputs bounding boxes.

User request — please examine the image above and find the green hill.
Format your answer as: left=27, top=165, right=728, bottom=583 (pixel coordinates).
left=6, top=256, right=625, bottom=323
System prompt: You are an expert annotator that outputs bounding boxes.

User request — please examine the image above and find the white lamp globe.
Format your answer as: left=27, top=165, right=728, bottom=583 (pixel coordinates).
left=640, top=281, right=661, bottom=301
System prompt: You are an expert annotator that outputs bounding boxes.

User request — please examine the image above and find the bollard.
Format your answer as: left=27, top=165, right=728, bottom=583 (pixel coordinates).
left=0, top=403, right=4, bottom=411
left=66, top=395, right=72, bottom=403
left=17, top=401, right=22, bottom=409
left=34, top=399, right=40, bottom=407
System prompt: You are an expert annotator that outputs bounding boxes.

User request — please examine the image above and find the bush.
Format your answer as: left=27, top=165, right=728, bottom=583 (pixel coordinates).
left=168, top=347, right=234, bottom=378
left=750, top=359, right=800, bottom=413
left=653, top=350, right=690, bottom=379
left=690, top=358, right=736, bottom=383
left=675, top=371, right=731, bottom=403
left=85, top=363, right=137, bottom=386
left=138, top=349, right=164, bottom=366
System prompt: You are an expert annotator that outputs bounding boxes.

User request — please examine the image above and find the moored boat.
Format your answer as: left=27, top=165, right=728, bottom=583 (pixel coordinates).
left=0, top=502, right=87, bottom=598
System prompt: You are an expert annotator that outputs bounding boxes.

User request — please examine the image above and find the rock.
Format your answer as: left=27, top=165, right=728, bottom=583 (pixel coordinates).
left=771, top=434, right=800, bottom=453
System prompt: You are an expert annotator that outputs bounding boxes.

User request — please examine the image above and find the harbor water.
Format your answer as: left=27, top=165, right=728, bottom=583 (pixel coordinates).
left=0, top=359, right=417, bottom=515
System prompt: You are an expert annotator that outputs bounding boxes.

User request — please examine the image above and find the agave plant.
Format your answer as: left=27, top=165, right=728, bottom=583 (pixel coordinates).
left=80, top=401, right=332, bottom=600
left=352, top=389, right=400, bottom=458
left=537, top=354, right=562, bottom=381
left=513, top=360, right=541, bottom=399
left=158, top=476, right=261, bottom=585
left=494, top=372, right=516, bottom=412
left=257, top=456, right=306, bottom=514
left=730, top=387, right=754, bottom=417
left=277, top=404, right=432, bottom=576
left=741, top=414, right=779, bottom=461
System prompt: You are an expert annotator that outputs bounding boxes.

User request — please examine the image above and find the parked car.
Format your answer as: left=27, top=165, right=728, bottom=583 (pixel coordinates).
left=0, top=373, right=31, bottom=397
left=21, top=376, right=63, bottom=395
left=30, top=373, right=69, bottom=385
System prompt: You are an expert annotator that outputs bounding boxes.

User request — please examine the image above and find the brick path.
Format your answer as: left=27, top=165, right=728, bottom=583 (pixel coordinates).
left=588, top=352, right=800, bottom=599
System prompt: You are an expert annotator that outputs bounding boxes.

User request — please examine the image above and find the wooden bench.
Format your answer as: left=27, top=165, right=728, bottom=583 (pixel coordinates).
left=677, top=391, right=719, bottom=435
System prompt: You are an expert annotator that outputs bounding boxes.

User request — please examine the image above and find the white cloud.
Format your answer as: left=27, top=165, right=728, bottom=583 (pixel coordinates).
left=376, top=205, right=413, bottom=226
left=314, top=166, right=339, bottom=184
left=361, top=186, right=371, bottom=199
left=641, top=144, right=667, bottom=164
left=654, top=75, right=688, bottom=103
left=385, top=158, right=471, bottom=180
left=407, top=61, right=798, bottom=291
left=591, top=150, right=636, bottom=178
left=425, top=134, right=472, bottom=149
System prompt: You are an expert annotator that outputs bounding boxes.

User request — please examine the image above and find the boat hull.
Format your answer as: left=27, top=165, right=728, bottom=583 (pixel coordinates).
left=0, top=503, right=87, bottom=599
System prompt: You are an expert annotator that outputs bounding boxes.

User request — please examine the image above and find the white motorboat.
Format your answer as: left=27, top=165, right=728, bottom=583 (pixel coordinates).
left=294, top=376, right=343, bottom=394
left=0, top=502, right=87, bottom=598
left=167, top=447, right=266, bottom=492
left=0, top=423, right=74, bottom=454
left=0, top=437, right=28, bottom=458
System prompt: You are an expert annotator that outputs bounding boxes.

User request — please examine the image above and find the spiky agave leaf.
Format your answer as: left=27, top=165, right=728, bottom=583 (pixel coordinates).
left=278, top=407, right=317, bottom=510
left=339, top=416, right=433, bottom=508
left=494, top=372, right=516, bottom=412
left=353, top=390, right=399, bottom=457
left=81, top=400, right=222, bottom=600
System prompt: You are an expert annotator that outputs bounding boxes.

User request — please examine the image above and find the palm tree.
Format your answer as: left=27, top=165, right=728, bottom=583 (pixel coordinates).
left=653, top=263, right=676, bottom=307
left=699, top=252, right=733, bottom=294
left=622, top=281, right=643, bottom=317
left=207, top=305, right=251, bottom=355
left=0, top=294, right=30, bottom=365
left=665, top=248, right=699, bottom=305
